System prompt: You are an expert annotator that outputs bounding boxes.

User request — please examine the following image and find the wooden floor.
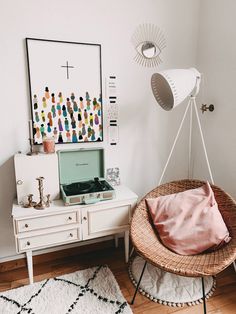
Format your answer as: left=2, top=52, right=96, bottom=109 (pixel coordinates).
left=0, top=240, right=236, bottom=313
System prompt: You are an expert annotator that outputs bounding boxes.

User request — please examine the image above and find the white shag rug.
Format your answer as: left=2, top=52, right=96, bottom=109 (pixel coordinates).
left=0, top=265, right=132, bottom=314
left=129, top=256, right=216, bottom=307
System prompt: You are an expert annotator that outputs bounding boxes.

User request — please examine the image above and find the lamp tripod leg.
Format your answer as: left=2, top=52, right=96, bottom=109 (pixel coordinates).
left=158, top=100, right=191, bottom=185
left=188, top=99, right=193, bottom=179
left=193, top=100, right=214, bottom=184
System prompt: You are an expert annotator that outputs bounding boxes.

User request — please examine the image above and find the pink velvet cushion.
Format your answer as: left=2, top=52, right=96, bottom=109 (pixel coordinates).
left=146, top=182, right=231, bottom=255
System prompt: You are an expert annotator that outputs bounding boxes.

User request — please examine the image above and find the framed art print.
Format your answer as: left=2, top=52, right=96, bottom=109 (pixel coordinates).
left=26, top=38, right=103, bottom=144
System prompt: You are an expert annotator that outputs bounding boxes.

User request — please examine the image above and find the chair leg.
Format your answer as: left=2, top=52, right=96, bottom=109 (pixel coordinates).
left=129, top=247, right=135, bottom=262
left=233, top=261, right=236, bottom=272
left=131, top=261, right=147, bottom=305
left=201, top=277, right=207, bottom=314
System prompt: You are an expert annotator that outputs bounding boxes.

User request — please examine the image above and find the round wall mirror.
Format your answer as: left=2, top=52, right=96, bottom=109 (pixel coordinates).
left=131, top=24, right=166, bottom=67
left=141, top=42, right=156, bottom=59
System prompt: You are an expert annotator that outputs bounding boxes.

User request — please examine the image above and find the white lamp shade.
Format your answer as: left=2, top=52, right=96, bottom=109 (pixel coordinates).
left=151, top=68, right=201, bottom=110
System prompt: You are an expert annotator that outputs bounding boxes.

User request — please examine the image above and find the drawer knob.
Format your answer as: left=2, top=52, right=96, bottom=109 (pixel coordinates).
left=83, top=217, right=87, bottom=221
left=68, top=216, right=72, bottom=220
left=25, top=224, right=29, bottom=228
left=69, top=233, right=73, bottom=237
left=26, top=241, right=30, bottom=246
left=17, top=180, right=23, bottom=185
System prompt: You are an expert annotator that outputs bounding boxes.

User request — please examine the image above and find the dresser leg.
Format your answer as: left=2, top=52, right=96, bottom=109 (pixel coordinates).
left=26, top=251, right=34, bottom=284
left=124, top=231, right=129, bottom=263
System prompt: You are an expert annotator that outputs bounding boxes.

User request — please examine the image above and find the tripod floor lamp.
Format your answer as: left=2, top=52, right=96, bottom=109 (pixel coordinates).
left=151, top=67, right=214, bottom=185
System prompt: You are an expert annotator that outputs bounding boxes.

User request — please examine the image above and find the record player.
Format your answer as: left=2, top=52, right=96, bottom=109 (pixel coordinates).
left=58, top=148, right=115, bottom=206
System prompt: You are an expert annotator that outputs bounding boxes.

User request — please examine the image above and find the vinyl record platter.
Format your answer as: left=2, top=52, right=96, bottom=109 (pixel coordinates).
left=63, top=177, right=113, bottom=196
left=58, top=149, right=115, bottom=206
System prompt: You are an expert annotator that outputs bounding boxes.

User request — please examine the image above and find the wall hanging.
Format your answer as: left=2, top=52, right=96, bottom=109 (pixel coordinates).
left=131, top=24, right=166, bottom=67
left=106, top=75, right=119, bottom=145
left=26, top=38, right=103, bottom=144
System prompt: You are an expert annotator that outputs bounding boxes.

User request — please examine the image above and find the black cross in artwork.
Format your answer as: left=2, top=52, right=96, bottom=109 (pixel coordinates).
left=61, top=61, right=75, bottom=79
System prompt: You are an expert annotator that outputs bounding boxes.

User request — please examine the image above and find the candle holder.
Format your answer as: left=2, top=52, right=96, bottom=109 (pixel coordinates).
left=45, top=194, right=51, bottom=207
left=27, top=120, right=38, bottom=156
left=23, top=194, right=37, bottom=208
left=34, top=177, right=47, bottom=210
left=27, top=138, right=38, bottom=156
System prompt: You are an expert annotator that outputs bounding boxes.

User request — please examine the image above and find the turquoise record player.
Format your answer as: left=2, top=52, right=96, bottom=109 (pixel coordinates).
left=58, top=148, right=115, bottom=206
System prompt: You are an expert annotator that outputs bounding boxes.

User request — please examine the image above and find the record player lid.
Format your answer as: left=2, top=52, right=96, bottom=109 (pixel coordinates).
left=58, top=148, right=104, bottom=185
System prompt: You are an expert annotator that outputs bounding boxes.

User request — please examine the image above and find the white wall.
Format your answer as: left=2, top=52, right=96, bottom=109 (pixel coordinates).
left=194, top=0, right=236, bottom=197
left=0, top=0, right=200, bottom=260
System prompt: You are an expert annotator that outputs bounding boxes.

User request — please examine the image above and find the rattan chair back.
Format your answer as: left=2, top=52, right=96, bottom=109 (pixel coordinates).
left=130, top=179, right=236, bottom=277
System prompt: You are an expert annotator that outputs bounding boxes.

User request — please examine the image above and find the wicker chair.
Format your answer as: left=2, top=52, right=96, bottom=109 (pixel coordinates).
left=130, top=179, right=236, bottom=313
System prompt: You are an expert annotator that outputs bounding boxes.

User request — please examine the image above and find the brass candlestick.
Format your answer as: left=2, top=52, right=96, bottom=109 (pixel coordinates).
left=45, top=194, right=51, bottom=207
left=23, top=194, right=37, bottom=208
left=27, top=138, right=38, bottom=156
left=34, top=177, right=47, bottom=210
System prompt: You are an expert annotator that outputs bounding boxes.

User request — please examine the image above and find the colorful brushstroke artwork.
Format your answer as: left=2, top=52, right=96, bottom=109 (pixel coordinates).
left=32, top=88, right=102, bottom=144
left=26, top=38, right=103, bottom=144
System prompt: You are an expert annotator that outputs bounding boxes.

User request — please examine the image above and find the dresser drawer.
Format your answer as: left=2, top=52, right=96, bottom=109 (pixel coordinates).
left=18, top=228, right=79, bottom=252
left=16, top=212, right=77, bottom=233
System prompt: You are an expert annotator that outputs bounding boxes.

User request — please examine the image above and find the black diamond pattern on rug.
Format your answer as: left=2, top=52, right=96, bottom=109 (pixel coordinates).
left=0, top=279, right=49, bottom=314
left=0, top=265, right=132, bottom=314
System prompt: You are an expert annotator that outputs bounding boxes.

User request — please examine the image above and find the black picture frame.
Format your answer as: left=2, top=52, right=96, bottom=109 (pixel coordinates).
left=26, top=37, right=103, bottom=144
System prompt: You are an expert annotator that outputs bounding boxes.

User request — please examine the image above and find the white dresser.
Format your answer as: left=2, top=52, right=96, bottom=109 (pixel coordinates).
left=12, top=185, right=138, bottom=284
